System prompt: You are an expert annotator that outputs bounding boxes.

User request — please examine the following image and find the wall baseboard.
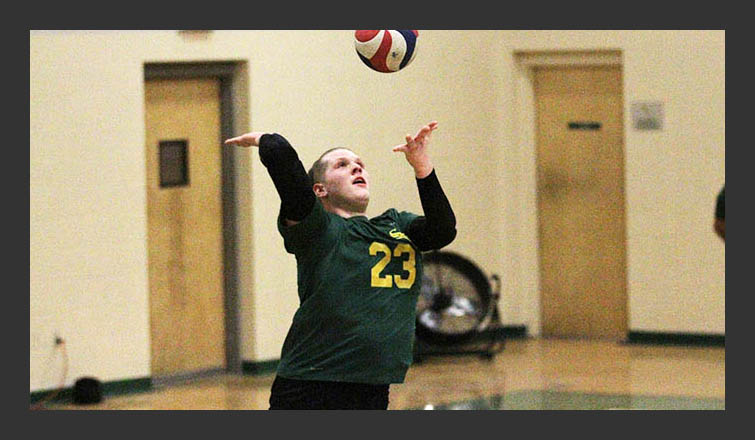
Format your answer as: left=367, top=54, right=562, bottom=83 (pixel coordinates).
left=242, top=359, right=279, bottom=376
left=626, top=331, right=725, bottom=347
left=39, top=327, right=720, bottom=403
left=30, top=377, right=152, bottom=405
left=469, top=324, right=527, bottom=341
left=501, top=325, right=528, bottom=339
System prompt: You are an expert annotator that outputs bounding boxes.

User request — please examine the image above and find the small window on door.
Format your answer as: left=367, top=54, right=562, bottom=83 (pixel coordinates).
left=159, top=140, right=189, bottom=187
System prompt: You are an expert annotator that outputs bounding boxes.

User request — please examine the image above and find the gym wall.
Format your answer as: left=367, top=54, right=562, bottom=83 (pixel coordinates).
left=30, top=30, right=724, bottom=392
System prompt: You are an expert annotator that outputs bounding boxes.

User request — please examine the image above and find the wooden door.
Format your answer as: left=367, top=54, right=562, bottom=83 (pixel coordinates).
left=145, top=78, right=226, bottom=376
left=534, top=65, right=628, bottom=340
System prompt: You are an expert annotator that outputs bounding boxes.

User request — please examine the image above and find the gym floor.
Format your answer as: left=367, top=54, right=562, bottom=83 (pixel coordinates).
left=41, top=337, right=724, bottom=410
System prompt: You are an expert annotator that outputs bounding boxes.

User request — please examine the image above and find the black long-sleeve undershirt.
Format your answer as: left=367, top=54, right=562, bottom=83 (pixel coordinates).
left=258, top=133, right=456, bottom=251
left=258, top=133, right=315, bottom=222
left=407, top=170, right=457, bottom=251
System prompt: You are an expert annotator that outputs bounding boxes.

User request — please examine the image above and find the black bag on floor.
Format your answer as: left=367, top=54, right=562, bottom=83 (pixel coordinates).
left=73, top=377, right=102, bottom=404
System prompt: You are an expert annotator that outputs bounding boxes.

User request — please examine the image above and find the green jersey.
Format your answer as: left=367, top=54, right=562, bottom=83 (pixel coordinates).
left=275, top=200, right=423, bottom=384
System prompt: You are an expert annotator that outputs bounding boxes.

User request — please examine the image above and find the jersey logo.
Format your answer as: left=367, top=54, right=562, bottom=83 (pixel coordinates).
left=389, top=228, right=410, bottom=242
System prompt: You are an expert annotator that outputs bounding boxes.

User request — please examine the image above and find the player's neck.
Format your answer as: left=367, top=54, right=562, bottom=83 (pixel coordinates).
left=323, top=200, right=367, bottom=219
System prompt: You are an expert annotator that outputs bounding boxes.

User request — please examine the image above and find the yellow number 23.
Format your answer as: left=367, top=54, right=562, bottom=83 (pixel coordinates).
left=369, top=242, right=416, bottom=289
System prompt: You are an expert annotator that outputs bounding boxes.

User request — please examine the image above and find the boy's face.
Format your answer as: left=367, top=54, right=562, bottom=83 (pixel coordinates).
left=317, top=148, right=370, bottom=212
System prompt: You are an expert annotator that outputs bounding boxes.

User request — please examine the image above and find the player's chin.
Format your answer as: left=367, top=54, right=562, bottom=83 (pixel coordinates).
left=353, top=190, right=370, bottom=203
left=352, top=190, right=370, bottom=206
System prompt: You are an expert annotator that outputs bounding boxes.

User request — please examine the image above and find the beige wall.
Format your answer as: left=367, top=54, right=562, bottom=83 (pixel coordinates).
left=30, top=30, right=724, bottom=392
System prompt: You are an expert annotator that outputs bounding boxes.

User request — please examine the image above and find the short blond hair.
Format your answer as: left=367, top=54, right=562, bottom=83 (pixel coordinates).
left=308, top=147, right=355, bottom=184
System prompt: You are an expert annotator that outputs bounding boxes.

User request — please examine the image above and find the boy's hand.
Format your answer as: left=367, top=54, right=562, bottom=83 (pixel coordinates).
left=224, top=132, right=266, bottom=148
left=392, top=121, right=438, bottom=178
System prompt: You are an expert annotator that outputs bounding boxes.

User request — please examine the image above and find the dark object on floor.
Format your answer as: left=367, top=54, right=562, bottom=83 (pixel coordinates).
left=73, top=377, right=102, bottom=405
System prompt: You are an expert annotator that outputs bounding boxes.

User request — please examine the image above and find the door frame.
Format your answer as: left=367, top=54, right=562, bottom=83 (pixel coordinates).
left=512, top=50, right=624, bottom=337
left=144, top=61, right=249, bottom=374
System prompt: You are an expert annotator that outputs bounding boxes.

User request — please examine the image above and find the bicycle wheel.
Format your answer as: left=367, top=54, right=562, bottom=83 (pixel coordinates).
left=415, top=251, right=492, bottom=345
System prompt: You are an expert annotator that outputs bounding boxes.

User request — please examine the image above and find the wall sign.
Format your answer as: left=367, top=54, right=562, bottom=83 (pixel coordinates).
left=631, top=101, right=664, bottom=131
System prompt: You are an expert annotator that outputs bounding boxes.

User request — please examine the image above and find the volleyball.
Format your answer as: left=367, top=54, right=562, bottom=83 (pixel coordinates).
left=354, top=30, right=418, bottom=73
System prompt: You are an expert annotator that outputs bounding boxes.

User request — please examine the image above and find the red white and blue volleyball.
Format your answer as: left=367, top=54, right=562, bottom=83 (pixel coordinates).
left=354, top=30, right=419, bottom=73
